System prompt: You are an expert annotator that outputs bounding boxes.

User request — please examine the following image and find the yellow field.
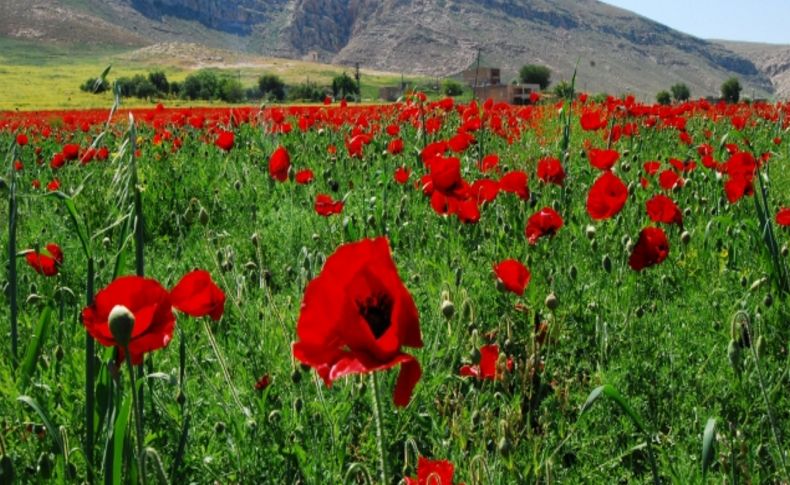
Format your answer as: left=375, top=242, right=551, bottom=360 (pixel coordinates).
left=0, top=38, right=425, bottom=110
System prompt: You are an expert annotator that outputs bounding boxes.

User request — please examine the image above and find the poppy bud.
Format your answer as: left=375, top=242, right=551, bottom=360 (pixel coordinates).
left=621, top=162, right=630, bottom=172
left=251, top=233, right=260, bottom=247
left=0, top=455, right=14, bottom=484
left=585, top=225, right=596, bottom=239
left=755, top=335, right=764, bottom=358
left=55, top=345, right=64, bottom=362
left=727, top=339, right=741, bottom=376
left=545, top=292, right=559, bottom=311
left=198, top=207, right=209, bottom=226
left=108, top=305, right=135, bottom=348
left=763, top=294, right=773, bottom=308
left=568, top=265, right=577, bottom=280
left=268, top=410, right=281, bottom=424
left=782, top=244, right=789, bottom=257
left=602, top=255, right=612, bottom=273
left=681, top=231, right=691, bottom=245
left=102, top=237, right=111, bottom=249
left=234, top=180, right=242, bottom=191
left=176, top=390, right=186, bottom=405
left=497, top=436, right=512, bottom=455
left=441, top=299, right=455, bottom=319
left=213, top=422, right=226, bottom=435
left=635, top=306, right=644, bottom=318
left=37, top=452, right=53, bottom=479
left=291, top=369, right=302, bottom=384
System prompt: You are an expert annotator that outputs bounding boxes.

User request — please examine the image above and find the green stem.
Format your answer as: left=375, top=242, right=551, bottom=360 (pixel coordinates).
left=124, top=347, right=147, bottom=485
left=85, top=257, right=95, bottom=484
left=369, top=373, right=388, bottom=485
left=8, top=145, right=18, bottom=366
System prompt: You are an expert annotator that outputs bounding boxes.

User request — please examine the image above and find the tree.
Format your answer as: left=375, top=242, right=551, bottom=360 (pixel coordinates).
left=258, top=74, right=285, bottom=101
left=219, top=78, right=244, bottom=103
left=721, top=77, right=742, bottom=103
left=442, top=79, right=464, bottom=97
left=288, top=82, right=325, bottom=102
left=331, top=72, right=359, bottom=99
left=552, top=80, right=573, bottom=100
left=134, top=77, right=158, bottom=99
left=519, top=64, right=551, bottom=89
left=80, top=77, right=109, bottom=94
left=148, top=70, right=169, bottom=95
left=182, top=70, right=220, bottom=100
left=670, top=83, right=690, bottom=102
left=656, top=90, right=671, bottom=105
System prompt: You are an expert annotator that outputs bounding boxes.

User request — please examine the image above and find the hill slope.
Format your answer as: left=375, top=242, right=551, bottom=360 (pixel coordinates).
left=0, top=0, right=780, bottom=99
left=715, top=40, right=790, bottom=99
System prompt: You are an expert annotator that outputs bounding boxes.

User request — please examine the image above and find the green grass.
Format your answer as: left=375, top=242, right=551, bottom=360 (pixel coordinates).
left=0, top=38, right=432, bottom=110
left=0, top=99, right=789, bottom=483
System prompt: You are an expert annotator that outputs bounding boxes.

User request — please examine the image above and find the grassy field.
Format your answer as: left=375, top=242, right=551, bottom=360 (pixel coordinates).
left=0, top=94, right=789, bottom=484
left=0, top=38, right=432, bottom=110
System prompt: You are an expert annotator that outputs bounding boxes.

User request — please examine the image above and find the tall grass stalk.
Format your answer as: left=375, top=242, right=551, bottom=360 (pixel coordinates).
left=6, top=141, right=18, bottom=366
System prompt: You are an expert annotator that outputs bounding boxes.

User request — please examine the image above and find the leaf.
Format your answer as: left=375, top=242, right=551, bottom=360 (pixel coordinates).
left=46, top=192, right=92, bottom=259
left=111, top=395, right=132, bottom=485
left=702, top=417, right=717, bottom=478
left=19, top=306, right=53, bottom=387
left=580, top=384, right=648, bottom=434
left=17, top=396, right=65, bottom=458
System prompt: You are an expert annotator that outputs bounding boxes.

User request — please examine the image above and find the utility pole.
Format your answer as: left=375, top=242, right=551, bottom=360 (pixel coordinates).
left=355, top=62, right=361, bottom=103
left=473, top=47, right=481, bottom=101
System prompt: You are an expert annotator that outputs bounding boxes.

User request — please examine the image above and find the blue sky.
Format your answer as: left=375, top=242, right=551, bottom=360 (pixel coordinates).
left=603, top=1, right=790, bottom=44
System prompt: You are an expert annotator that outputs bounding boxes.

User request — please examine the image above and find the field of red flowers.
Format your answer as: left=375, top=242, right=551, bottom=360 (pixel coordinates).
left=1, top=93, right=790, bottom=483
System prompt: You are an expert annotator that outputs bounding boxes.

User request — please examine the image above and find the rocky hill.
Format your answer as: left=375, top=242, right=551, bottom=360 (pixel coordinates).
left=715, top=40, right=790, bottom=99
left=0, top=0, right=783, bottom=99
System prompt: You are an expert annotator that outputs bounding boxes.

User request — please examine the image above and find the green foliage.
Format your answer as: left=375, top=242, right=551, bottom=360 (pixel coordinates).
left=656, top=90, right=671, bottom=105
left=80, top=77, right=110, bottom=94
left=722, top=77, right=742, bottom=103
left=147, top=70, right=170, bottom=94
left=218, top=78, right=245, bottom=103
left=258, top=74, right=286, bottom=101
left=519, top=64, right=551, bottom=89
left=182, top=69, right=221, bottom=100
left=441, top=79, right=464, bottom=97
left=289, top=81, right=325, bottom=102
left=670, top=82, right=691, bottom=102
left=553, top=80, right=574, bottom=100
left=332, top=72, right=359, bottom=99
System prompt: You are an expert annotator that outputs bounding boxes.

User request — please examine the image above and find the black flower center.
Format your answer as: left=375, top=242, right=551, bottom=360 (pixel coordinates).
left=357, top=292, right=393, bottom=339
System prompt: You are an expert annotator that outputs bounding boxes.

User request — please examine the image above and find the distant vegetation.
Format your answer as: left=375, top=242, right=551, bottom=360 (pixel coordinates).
left=519, top=64, right=551, bottom=89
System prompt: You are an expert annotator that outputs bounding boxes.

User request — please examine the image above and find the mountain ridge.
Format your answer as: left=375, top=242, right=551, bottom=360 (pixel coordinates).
left=1, top=0, right=786, bottom=99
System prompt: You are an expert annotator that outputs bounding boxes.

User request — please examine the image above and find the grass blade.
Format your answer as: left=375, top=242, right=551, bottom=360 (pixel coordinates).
left=702, top=417, right=717, bottom=478
left=18, top=305, right=54, bottom=387
left=17, top=395, right=65, bottom=458
left=111, top=394, right=132, bottom=485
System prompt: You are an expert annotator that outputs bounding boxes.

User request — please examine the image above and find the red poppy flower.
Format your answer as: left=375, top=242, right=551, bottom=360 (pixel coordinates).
left=82, top=271, right=225, bottom=365
left=255, top=374, right=271, bottom=391
left=50, top=153, right=65, bottom=170
left=588, top=148, right=620, bottom=171
left=586, top=172, right=628, bottom=220
left=295, top=169, right=314, bottom=185
left=470, top=178, right=499, bottom=204
left=269, top=146, right=290, bottom=182
left=169, top=270, right=226, bottom=321
left=315, top=194, right=344, bottom=216
left=580, top=110, right=606, bottom=131
left=498, top=170, right=529, bottom=200
left=777, top=208, right=790, bottom=226
left=387, top=138, right=404, bottom=155
left=629, top=227, right=670, bottom=271
left=643, top=161, right=661, bottom=176
left=455, top=198, right=480, bottom=224
left=460, top=344, right=512, bottom=381
left=480, top=153, right=499, bottom=173
left=429, top=156, right=463, bottom=194
left=62, top=143, right=80, bottom=161
left=32, top=179, right=41, bottom=190
left=725, top=176, right=754, bottom=204
left=525, top=207, right=564, bottom=244
left=292, top=238, right=423, bottom=407
left=646, top=194, right=683, bottom=226
left=536, top=157, right=565, bottom=186
left=405, top=457, right=458, bottom=485
left=16, top=134, right=28, bottom=146
left=14, top=160, right=23, bottom=171
left=394, top=167, right=411, bottom=184
left=215, top=130, right=234, bottom=151
left=25, top=243, right=63, bottom=276
left=493, top=259, right=530, bottom=295
left=386, top=124, right=400, bottom=137
left=658, top=170, right=683, bottom=190
left=47, top=179, right=61, bottom=192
